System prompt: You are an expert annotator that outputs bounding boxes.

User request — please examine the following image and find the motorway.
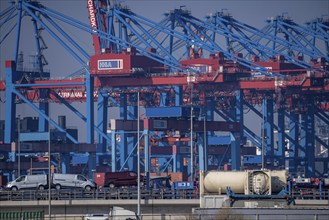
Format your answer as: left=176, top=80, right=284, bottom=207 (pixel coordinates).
left=0, top=188, right=199, bottom=219
left=1, top=187, right=328, bottom=201
left=1, top=188, right=329, bottom=220
left=0, top=187, right=197, bottom=201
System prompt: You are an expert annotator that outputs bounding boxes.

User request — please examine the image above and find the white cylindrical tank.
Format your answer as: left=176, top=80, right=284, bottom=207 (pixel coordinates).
left=203, top=171, right=246, bottom=194
left=252, top=171, right=270, bottom=195
left=203, top=170, right=287, bottom=195
left=270, top=170, right=288, bottom=193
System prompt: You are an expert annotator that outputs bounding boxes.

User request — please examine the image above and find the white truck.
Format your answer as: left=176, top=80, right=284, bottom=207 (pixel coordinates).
left=84, top=207, right=137, bottom=220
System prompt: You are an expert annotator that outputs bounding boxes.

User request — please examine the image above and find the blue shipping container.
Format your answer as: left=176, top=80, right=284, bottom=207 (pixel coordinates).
left=173, top=181, right=194, bottom=190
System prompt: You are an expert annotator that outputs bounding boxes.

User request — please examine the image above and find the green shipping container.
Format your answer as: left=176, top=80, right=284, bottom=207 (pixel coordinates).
left=0, top=211, right=44, bottom=220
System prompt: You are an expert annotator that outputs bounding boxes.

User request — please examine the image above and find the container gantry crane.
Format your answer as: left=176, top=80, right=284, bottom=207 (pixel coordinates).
left=0, top=0, right=328, bottom=179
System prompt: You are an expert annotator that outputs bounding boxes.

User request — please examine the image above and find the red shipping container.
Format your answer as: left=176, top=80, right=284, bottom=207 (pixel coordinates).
left=223, top=164, right=231, bottom=171
left=94, top=172, right=105, bottom=187
left=0, top=175, right=8, bottom=187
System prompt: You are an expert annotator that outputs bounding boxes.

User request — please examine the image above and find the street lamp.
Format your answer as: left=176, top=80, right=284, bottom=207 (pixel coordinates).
left=203, top=114, right=207, bottom=172
left=48, top=123, right=51, bottom=219
left=189, top=75, right=194, bottom=182
left=17, top=115, right=21, bottom=177
left=190, top=102, right=194, bottom=182
left=261, top=104, right=265, bottom=170
left=137, top=91, right=141, bottom=217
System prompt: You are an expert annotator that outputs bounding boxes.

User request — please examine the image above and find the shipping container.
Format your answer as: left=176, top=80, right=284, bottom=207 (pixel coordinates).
left=0, top=175, right=7, bottom=188
left=0, top=211, right=44, bottom=220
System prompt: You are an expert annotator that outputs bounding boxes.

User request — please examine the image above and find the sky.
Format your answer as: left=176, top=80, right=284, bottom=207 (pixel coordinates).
left=0, top=0, right=328, bottom=142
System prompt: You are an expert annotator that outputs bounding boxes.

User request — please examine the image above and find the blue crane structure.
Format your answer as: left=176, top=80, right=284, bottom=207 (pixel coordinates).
left=0, top=0, right=328, bottom=180
left=206, top=11, right=329, bottom=63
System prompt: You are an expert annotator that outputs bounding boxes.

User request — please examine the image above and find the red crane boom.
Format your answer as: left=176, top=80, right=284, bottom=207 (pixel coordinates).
left=87, top=0, right=101, bottom=54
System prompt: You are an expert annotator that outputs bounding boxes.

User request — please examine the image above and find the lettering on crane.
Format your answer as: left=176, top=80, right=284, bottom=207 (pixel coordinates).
left=87, top=0, right=97, bottom=32
left=98, top=59, right=123, bottom=70
left=252, top=66, right=272, bottom=77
